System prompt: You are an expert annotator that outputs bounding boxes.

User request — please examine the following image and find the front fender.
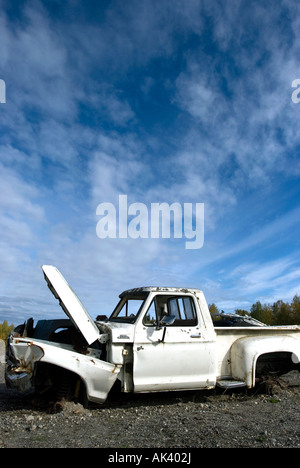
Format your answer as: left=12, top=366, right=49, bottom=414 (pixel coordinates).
left=231, top=335, right=300, bottom=387
left=6, top=337, right=122, bottom=404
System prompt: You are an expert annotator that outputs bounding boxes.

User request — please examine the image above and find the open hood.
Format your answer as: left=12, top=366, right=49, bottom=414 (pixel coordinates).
left=41, top=265, right=100, bottom=345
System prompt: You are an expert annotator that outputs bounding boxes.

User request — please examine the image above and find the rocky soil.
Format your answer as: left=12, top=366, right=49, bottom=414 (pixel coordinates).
left=0, top=363, right=299, bottom=449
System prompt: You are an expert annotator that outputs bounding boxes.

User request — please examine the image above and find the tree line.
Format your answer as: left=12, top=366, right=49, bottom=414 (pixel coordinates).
left=209, top=294, right=300, bottom=326
left=0, top=320, right=14, bottom=343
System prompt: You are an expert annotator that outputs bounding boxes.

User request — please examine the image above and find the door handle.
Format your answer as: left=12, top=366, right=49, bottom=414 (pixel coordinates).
left=190, top=333, right=201, bottom=338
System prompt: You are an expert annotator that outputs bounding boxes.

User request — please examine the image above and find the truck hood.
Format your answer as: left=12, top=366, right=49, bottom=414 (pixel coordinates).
left=41, top=265, right=100, bottom=345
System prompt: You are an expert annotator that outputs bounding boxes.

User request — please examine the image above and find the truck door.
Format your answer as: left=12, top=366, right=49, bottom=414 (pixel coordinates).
left=133, top=293, right=217, bottom=392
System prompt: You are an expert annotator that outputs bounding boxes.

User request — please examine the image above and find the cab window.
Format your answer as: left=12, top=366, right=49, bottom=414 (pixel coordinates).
left=143, top=295, right=197, bottom=326
left=143, top=301, right=157, bottom=325
left=110, top=295, right=148, bottom=323
left=168, top=297, right=197, bottom=325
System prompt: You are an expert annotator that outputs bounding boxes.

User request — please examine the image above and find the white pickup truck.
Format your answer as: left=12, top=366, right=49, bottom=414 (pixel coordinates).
left=6, top=265, right=300, bottom=406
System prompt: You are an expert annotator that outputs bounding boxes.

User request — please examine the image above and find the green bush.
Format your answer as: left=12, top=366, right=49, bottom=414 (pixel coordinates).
left=0, top=320, right=14, bottom=343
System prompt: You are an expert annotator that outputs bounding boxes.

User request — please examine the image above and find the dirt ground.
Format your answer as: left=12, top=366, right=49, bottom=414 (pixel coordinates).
left=0, top=363, right=299, bottom=450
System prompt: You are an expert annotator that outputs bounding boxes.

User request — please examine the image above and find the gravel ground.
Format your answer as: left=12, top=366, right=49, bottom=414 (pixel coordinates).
left=0, top=363, right=299, bottom=449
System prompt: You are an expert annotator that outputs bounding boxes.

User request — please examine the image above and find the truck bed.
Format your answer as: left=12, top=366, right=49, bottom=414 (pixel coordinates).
left=214, top=318, right=300, bottom=381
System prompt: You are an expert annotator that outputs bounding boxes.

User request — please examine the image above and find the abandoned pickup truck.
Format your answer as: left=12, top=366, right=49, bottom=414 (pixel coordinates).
left=5, top=265, right=300, bottom=406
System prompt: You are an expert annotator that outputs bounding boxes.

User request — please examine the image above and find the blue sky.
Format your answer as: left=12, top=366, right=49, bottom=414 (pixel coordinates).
left=1, top=0, right=300, bottom=324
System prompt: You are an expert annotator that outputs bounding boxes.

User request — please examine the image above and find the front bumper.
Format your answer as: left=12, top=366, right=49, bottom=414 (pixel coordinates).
left=5, top=338, right=44, bottom=393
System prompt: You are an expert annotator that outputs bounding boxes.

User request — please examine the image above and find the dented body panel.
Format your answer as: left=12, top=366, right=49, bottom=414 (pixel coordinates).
left=5, top=266, right=300, bottom=406
left=6, top=336, right=121, bottom=403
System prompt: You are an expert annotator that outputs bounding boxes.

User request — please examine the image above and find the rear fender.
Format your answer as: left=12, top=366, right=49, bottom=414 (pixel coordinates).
left=231, top=335, right=300, bottom=387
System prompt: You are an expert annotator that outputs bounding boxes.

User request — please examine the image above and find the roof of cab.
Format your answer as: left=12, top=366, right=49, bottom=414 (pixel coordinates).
left=119, top=286, right=203, bottom=297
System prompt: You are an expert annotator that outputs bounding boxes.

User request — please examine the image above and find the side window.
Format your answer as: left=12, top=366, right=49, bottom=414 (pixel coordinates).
left=168, top=297, right=197, bottom=326
left=169, top=299, right=181, bottom=319
left=143, top=295, right=198, bottom=327
left=182, top=297, right=195, bottom=320
left=143, top=301, right=157, bottom=326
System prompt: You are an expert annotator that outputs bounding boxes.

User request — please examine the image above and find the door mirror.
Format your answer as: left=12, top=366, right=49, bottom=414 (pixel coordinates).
left=156, top=314, right=176, bottom=329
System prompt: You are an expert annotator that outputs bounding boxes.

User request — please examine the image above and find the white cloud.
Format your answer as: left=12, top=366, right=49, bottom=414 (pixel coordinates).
left=225, top=256, right=300, bottom=308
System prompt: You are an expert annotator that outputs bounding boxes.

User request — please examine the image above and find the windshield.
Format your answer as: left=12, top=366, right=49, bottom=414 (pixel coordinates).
left=109, top=294, right=148, bottom=323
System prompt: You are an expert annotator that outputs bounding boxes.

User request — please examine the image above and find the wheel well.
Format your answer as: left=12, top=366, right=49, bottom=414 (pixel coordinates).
left=33, top=362, right=88, bottom=405
left=255, top=351, right=297, bottom=378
